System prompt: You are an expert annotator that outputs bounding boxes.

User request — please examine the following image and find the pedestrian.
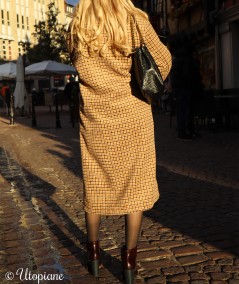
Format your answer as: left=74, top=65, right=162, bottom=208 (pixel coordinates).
left=161, top=79, right=173, bottom=112
left=64, top=77, right=75, bottom=106
left=67, top=1, right=171, bottom=283
left=1, top=83, right=10, bottom=115
left=188, top=51, right=204, bottom=138
left=64, top=76, right=76, bottom=124
left=5, top=86, right=11, bottom=116
left=69, top=81, right=80, bottom=127
left=170, top=42, right=202, bottom=140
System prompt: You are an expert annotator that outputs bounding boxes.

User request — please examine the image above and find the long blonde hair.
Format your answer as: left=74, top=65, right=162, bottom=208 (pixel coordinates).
left=68, top=0, right=148, bottom=59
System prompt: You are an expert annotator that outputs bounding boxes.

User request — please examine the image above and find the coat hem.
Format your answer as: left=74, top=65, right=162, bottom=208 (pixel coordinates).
left=83, top=195, right=159, bottom=216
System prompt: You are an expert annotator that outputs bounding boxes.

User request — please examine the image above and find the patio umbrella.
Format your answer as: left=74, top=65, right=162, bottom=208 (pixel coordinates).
left=13, top=56, right=27, bottom=108
left=25, top=60, right=77, bottom=76
left=0, top=62, right=16, bottom=79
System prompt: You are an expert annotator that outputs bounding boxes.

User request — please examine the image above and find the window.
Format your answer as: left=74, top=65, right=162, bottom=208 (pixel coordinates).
left=26, top=17, right=29, bottom=30
left=17, top=14, right=19, bottom=28
left=7, top=11, right=10, bottom=26
left=22, top=15, right=24, bottom=29
left=8, top=42, right=12, bottom=60
left=1, top=10, right=4, bottom=24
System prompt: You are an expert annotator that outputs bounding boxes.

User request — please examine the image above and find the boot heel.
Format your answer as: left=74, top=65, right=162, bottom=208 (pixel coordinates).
left=121, top=245, right=137, bottom=284
left=89, top=259, right=100, bottom=277
left=86, top=240, right=100, bottom=277
left=123, top=269, right=134, bottom=284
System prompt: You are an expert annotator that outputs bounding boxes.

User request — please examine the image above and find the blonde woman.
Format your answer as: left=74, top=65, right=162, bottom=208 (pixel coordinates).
left=67, top=0, right=171, bottom=282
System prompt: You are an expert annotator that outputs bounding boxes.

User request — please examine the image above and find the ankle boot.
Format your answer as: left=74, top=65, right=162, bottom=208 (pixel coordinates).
left=121, top=245, right=137, bottom=284
left=86, top=240, right=100, bottom=277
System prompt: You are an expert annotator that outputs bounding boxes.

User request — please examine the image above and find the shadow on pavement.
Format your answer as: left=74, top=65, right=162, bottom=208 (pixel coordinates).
left=144, top=164, right=239, bottom=256
left=1, top=109, right=238, bottom=279
left=0, top=147, right=123, bottom=283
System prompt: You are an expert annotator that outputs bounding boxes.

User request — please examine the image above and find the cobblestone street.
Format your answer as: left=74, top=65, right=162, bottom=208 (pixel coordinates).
left=0, top=107, right=238, bottom=284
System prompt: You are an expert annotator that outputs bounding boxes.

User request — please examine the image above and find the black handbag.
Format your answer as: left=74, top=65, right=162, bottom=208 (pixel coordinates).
left=130, top=15, right=164, bottom=105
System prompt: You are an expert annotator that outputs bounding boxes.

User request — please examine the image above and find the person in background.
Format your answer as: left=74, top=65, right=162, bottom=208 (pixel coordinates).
left=170, top=42, right=202, bottom=140
left=161, top=78, right=173, bottom=112
left=1, top=83, right=10, bottom=115
left=64, top=77, right=75, bottom=105
left=188, top=51, right=204, bottom=138
left=64, top=76, right=76, bottom=123
left=69, top=81, right=80, bottom=127
left=67, top=0, right=171, bottom=283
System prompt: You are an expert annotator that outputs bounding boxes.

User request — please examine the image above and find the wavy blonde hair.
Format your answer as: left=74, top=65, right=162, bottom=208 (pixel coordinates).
left=67, top=0, right=148, bottom=59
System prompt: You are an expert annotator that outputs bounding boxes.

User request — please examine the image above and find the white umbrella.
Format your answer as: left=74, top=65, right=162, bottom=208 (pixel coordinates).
left=13, top=56, right=27, bottom=108
left=25, top=60, right=77, bottom=76
left=0, top=62, right=16, bottom=78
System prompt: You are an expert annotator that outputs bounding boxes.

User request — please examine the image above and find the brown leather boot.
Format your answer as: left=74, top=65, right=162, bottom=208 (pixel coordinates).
left=121, top=245, right=137, bottom=284
left=86, top=240, right=100, bottom=277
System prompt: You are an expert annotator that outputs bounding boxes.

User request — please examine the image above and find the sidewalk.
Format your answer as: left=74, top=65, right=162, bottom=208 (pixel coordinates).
left=0, top=107, right=238, bottom=284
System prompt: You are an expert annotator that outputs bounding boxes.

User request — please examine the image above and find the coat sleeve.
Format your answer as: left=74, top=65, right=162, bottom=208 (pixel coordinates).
left=142, top=20, right=172, bottom=81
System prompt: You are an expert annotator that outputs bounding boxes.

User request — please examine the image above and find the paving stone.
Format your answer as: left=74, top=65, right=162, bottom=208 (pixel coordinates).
left=211, top=281, right=228, bottom=284
left=29, top=231, right=46, bottom=241
left=222, top=266, right=239, bottom=273
left=4, top=240, right=26, bottom=248
left=157, top=241, right=186, bottom=249
left=35, top=257, right=56, bottom=267
left=59, top=256, right=83, bottom=269
left=190, top=272, right=210, bottom=280
left=217, top=258, right=234, bottom=265
left=71, top=276, right=98, bottom=284
left=3, top=233, right=21, bottom=241
left=141, top=259, right=178, bottom=270
left=162, top=266, right=184, bottom=275
left=229, top=280, right=239, bottom=284
left=184, top=265, right=203, bottom=273
left=138, top=249, right=171, bottom=261
left=171, top=245, right=203, bottom=256
left=206, top=251, right=235, bottom=260
left=28, top=224, right=43, bottom=231
left=137, top=242, right=158, bottom=252
left=145, top=275, right=165, bottom=284
left=6, top=255, right=29, bottom=265
left=167, top=273, right=190, bottom=282
left=177, top=255, right=208, bottom=266
left=33, top=248, right=54, bottom=258
left=31, top=240, right=50, bottom=249
left=58, top=248, right=72, bottom=256
left=66, top=265, right=84, bottom=276
left=190, top=281, right=209, bottom=284
left=210, top=272, right=231, bottom=280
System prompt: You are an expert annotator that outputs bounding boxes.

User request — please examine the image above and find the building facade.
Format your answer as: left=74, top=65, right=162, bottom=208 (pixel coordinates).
left=0, top=0, right=73, bottom=61
left=133, top=0, right=239, bottom=91
left=168, top=0, right=239, bottom=90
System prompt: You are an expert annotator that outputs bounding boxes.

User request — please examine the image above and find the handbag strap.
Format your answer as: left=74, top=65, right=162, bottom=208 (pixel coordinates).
left=130, top=14, right=144, bottom=49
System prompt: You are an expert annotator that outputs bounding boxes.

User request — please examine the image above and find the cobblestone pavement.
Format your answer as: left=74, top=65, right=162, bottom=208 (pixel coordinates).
left=0, top=107, right=238, bottom=284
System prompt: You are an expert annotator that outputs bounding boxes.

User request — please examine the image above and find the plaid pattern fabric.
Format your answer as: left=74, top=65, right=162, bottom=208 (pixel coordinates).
left=73, top=15, right=172, bottom=215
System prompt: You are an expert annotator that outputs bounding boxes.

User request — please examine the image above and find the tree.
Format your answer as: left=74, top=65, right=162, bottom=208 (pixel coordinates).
left=23, top=2, right=70, bottom=64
